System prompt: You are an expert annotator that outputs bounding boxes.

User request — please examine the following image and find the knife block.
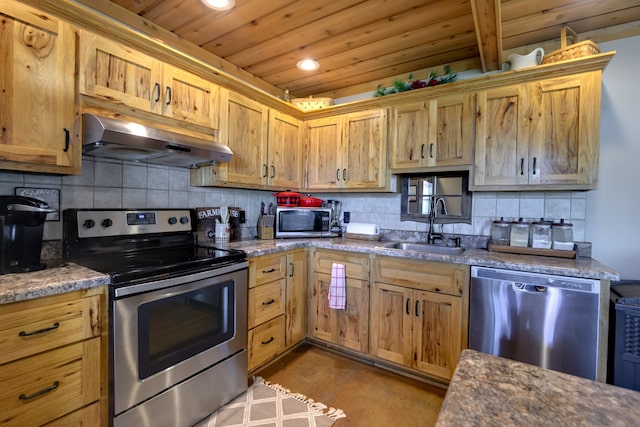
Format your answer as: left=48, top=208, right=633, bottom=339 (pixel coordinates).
left=257, top=215, right=274, bottom=240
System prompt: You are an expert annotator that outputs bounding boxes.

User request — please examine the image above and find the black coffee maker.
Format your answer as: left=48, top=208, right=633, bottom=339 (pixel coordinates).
left=0, top=196, right=56, bottom=274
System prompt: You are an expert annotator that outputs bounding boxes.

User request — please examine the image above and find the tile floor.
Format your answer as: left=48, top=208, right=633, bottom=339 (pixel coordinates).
left=254, top=342, right=447, bottom=427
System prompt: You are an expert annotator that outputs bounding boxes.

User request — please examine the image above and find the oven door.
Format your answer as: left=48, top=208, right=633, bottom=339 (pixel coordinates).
left=112, top=261, right=248, bottom=417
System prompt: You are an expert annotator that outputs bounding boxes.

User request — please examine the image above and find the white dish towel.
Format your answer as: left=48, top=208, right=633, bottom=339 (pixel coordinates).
left=328, top=263, right=346, bottom=310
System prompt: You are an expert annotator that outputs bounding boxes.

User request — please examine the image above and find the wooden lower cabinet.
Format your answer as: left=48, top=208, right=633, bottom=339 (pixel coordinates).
left=370, top=256, right=469, bottom=382
left=0, top=288, right=106, bottom=426
left=247, top=249, right=307, bottom=371
left=309, top=250, right=370, bottom=353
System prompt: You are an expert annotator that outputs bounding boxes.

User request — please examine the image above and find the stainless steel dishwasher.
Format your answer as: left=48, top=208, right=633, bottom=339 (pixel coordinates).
left=469, top=266, right=601, bottom=380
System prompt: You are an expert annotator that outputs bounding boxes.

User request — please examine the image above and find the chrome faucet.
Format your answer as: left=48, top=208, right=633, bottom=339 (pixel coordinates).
left=427, top=197, right=446, bottom=244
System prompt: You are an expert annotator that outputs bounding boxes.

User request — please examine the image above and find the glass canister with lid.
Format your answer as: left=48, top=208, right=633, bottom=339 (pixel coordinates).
left=552, top=219, right=574, bottom=250
left=530, top=218, right=552, bottom=249
left=491, top=217, right=511, bottom=246
left=509, top=218, right=530, bottom=247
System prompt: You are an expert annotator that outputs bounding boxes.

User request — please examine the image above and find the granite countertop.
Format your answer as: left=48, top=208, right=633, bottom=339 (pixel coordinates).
left=223, top=238, right=620, bottom=280
left=436, top=349, right=640, bottom=426
left=0, top=262, right=110, bottom=305
left=0, top=237, right=618, bottom=305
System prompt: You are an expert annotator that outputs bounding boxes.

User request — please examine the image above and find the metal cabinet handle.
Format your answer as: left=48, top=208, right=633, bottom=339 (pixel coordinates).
left=415, top=300, right=419, bottom=317
left=429, top=143, right=434, bottom=158
left=336, top=169, right=341, bottom=181
left=262, top=298, right=275, bottom=306
left=165, top=86, right=172, bottom=105
left=343, top=168, right=347, bottom=181
left=270, top=165, right=275, bottom=179
left=63, top=128, right=70, bottom=152
left=532, top=157, right=537, bottom=175
left=421, top=144, right=425, bottom=159
left=406, top=298, right=410, bottom=315
left=261, top=337, right=274, bottom=345
left=520, top=158, right=525, bottom=175
left=262, top=164, right=268, bottom=178
left=289, top=262, right=294, bottom=277
left=154, top=83, right=161, bottom=102
left=19, top=322, right=59, bottom=337
left=19, top=381, right=60, bottom=400
left=262, top=268, right=276, bottom=273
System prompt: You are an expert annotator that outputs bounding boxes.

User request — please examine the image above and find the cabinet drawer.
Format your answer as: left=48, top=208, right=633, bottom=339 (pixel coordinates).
left=250, top=254, right=287, bottom=288
left=312, top=250, right=369, bottom=280
left=373, top=257, right=469, bottom=296
left=248, top=316, right=285, bottom=371
left=0, top=293, right=101, bottom=366
left=248, top=279, right=285, bottom=328
left=0, top=339, right=101, bottom=427
left=44, top=401, right=102, bottom=427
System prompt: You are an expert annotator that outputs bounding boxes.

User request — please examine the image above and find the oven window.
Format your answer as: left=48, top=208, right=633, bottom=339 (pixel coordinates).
left=137, top=280, right=234, bottom=379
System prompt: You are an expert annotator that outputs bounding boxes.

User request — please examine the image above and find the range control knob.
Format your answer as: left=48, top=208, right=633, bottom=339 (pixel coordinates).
left=83, top=219, right=95, bottom=229
left=168, top=217, right=178, bottom=225
left=180, top=216, right=189, bottom=224
left=101, top=218, right=113, bottom=228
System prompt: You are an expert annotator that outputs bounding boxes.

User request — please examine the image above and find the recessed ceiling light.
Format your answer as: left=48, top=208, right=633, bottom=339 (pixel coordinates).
left=202, top=0, right=235, bottom=10
left=296, top=59, right=320, bottom=71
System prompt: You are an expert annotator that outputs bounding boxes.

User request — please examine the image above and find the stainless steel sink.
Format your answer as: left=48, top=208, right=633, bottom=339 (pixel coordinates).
left=378, top=241, right=467, bottom=255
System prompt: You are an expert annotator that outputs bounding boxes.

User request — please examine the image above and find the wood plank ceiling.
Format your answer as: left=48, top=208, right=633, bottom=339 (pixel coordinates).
left=109, top=0, right=640, bottom=99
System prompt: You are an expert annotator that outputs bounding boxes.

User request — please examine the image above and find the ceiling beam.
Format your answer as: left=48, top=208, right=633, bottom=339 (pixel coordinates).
left=470, top=0, right=503, bottom=72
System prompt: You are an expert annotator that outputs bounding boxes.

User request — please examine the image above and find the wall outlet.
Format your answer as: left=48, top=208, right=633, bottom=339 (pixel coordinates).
left=238, top=210, right=246, bottom=223
left=343, top=211, right=350, bottom=223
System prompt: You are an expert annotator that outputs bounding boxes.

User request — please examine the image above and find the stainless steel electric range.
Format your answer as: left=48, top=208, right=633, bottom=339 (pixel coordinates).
left=63, top=209, right=248, bottom=427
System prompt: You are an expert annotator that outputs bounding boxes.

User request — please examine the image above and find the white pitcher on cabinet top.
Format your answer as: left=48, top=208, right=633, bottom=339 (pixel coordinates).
left=507, top=47, right=544, bottom=70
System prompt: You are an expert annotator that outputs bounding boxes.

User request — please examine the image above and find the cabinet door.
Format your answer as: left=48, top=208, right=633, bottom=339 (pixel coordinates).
left=473, top=84, right=530, bottom=188
left=285, top=250, right=307, bottom=347
left=310, top=272, right=338, bottom=343
left=337, top=278, right=369, bottom=353
left=224, top=92, right=269, bottom=186
left=370, top=282, right=412, bottom=366
left=78, top=32, right=162, bottom=114
left=0, top=2, right=79, bottom=174
left=343, top=109, right=388, bottom=189
left=305, top=116, right=343, bottom=190
left=268, top=110, right=304, bottom=189
left=390, top=102, right=428, bottom=170
left=529, top=72, right=600, bottom=187
left=429, top=93, right=473, bottom=167
left=412, top=290, right=462, bottom=380
left=162, top=65, right=220, bottom=129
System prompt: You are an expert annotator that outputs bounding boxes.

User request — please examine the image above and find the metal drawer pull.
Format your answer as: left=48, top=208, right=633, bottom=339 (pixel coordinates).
left=63, top=128, right=70, bottom=152
left=19, top=322, right=60, bottom=337
left=262, top=268, right=276, bottom=273
left=261, top=337, right=274, bottom=345
left=262, top=298, right=275, bottom=306
left=19, top=381, right=60, bottom=400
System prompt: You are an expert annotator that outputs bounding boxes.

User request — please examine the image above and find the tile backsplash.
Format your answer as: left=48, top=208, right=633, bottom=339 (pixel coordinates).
left=0, top=157, right=586, bottom=244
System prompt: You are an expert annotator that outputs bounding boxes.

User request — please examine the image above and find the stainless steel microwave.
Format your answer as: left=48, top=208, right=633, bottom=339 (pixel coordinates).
left=275, top=207, right=334, bottom=238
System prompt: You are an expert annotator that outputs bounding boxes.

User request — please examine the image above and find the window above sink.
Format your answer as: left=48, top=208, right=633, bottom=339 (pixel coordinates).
left=400, top=172, right=472, bottom=224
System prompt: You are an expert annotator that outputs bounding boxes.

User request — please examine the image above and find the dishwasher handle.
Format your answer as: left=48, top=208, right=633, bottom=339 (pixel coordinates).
left=513, top=282, right=548, bottom=294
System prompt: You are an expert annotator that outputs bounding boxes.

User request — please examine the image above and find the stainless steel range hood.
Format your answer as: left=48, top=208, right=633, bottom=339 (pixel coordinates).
left=82, top=114, right=232, bottom=168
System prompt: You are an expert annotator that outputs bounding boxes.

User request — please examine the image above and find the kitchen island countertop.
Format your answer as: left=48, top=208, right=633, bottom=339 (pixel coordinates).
left=436, top=349, right=640, bottom=426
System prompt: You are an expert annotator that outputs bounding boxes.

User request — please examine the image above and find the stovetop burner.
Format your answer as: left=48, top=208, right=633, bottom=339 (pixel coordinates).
left=62, top=209, right=247, bottom=286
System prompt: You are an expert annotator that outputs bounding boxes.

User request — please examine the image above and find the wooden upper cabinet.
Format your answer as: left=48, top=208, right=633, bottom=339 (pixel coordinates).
left=222, top=91, right=268, bottom=187
left=267, top=110, right=304, bottom=189
left=0, top=1, right=80, bottom=174
left=78, top=32, right=220, bottom=129
left=305, top=109, right=388, bottom=190
left=472, top=71, right=602, bottom=191
left=305, top=116, right=343, bottom=190
left=390, top=93, right=473, bottom=172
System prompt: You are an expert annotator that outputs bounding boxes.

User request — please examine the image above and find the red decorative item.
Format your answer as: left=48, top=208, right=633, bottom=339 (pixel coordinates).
left=298, top=194, right=324, bottom=207
left=273, top=191, right=300, bottom=206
